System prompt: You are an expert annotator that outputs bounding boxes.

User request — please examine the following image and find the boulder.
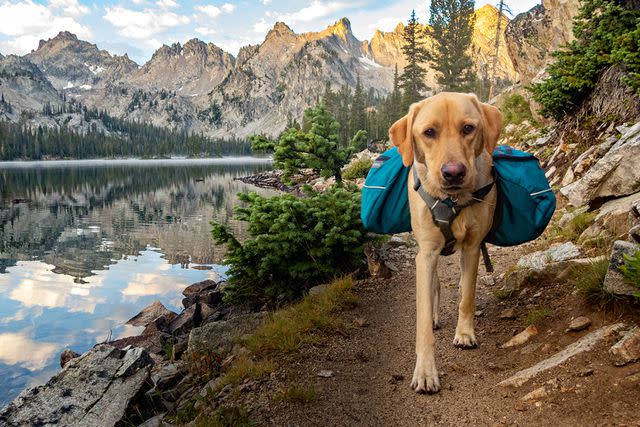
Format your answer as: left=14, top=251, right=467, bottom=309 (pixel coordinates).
left=579, top=192, right=640, bottom=243
left=567, top=316, right=592, bottom=332
left=558, top=206, right=589, bottom=228
left=603, top=240, right=640, bottom=296
left=187, top=312, right=268, bottom=355
left=182, top=288, right=222, bottom=309
left=127, top=300, right=177, bottom=327
left=609, top=327, right=640, bottom=366
left=182, top=279, right=218, bottom=298
left=561, top=122, right=640, bottom=206
left=0, top=345, right=153, bottom=426
left=60, top=349, right=80, bottom=368
left=169, top=304, right=201, bottom=336
left=517, top=242, right=582, bottom=271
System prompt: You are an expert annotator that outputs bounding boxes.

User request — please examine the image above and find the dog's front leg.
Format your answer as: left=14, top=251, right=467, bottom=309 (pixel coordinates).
left=411, top=247, right=440, bottom=394
left=453, top=245, right=481, bottom=348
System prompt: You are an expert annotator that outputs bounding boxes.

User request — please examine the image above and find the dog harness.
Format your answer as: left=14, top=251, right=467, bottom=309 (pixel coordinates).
left=412, top=167, right=495, bottom=271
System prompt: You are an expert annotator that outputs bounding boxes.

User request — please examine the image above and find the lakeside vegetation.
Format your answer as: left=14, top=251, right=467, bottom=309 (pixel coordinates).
left=0, top=100, right=251, bottom=160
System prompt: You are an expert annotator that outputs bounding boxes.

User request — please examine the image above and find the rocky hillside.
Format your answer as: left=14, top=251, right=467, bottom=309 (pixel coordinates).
left=505, top=0, right=581, bottom=83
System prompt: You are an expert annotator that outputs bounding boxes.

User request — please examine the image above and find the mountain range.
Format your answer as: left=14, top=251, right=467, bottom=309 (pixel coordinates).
left=0, top=3, right=574, bottom=140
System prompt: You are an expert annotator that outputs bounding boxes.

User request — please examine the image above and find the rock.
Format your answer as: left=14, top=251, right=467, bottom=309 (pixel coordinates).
left=308, top=284, right=330, bottom=296
left=567, top=316, right=592, bottom=332
left=498, top=323, right=626, bottom=387
left=577, top=368, right=594, bottom=377
left=521, top=386, right=548, bottom=401
left=317, top=370, right=334, bottom=378
left=517, top=242, right=582, bottom=271
left=479, top=275, right=495, bottom=286
left=127, top=300, right=177, bottom=327
left=386, top=235, right=407, bottom=247
left=580, top=192, right=640, bottom=243
left=109, top=328, right=168, bottom=355
left=500, top=325, right=538, bottom=348
left=561, top=167, right=575, bottom=186
left=558, top=206, right=589, bottom=228
left=152, top=363, right=184, bottom=390
left=138, top=413, right=166, bottom=427
left=498, top=308, right=516, bottom=319
left=182, top=280, right=221, bottom=309
left=630, top=224, right=640, bottom=244
left=603, top=240, right=640, bottom=296
left=609, top=327, right=640, bottom=366
left=561, top=122, right=640, bottom=206
left=0, top=345, right=153, bottom=426
left=169, top=304, right=201, bottom=336
left=60, top=349, right=80, bottom=368
left=200, top=303, right=223, bottom=322
left=187, top=312, right=267, bottom=355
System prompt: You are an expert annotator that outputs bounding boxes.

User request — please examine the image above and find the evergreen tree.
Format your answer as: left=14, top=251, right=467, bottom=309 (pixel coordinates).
left=399, top=10, right=430, bottom=109
left=349, top=75, right=366, bottom=138
left=429, top=0, right=476, bottom=92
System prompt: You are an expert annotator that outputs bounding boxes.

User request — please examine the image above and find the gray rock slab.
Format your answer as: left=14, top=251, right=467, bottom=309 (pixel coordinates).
left=0, top=345, right=153, bottom=426
left=609, top=326, right=640, bottom=366
left=498, top=323, right=626, bottom=387
left=603, top=240, right=640, bottom=296
left=517, top=242, right=582, bottom=271
left=187, top=312, right=268, bottom=355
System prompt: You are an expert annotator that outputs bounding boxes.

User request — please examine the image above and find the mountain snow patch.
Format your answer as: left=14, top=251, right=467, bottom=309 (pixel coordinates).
left=79, top=85, right=92, bottom=90
left=63, top=82, right=74, bottom=90
left=358, top=56, right=382, bottom=70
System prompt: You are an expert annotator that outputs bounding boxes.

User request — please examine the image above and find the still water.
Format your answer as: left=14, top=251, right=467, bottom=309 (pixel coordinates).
left=0, top=158, right=273, bottom=406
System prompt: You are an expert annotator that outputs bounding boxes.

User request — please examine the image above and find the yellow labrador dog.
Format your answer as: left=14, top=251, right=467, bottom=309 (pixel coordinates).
left=389, top=92, right=502, bottom=394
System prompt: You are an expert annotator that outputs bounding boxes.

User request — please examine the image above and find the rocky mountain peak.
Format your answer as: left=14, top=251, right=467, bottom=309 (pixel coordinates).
left=266, top=22, right=295, bottom=40
left=328, top=17, right=352, bottom=38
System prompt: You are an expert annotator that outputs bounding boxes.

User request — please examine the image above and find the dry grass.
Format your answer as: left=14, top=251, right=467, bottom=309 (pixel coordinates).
left=244, top=277, right=358, bottom=356
left=274, top=382, right=317, bottom=403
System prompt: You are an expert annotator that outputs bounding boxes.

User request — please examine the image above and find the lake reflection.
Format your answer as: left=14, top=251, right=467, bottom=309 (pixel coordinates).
left=0, top=158, right=272, bottom=406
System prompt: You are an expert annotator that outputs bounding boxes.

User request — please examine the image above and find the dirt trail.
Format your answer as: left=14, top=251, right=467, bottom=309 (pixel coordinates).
left=245, top=245, right=640, bottom=426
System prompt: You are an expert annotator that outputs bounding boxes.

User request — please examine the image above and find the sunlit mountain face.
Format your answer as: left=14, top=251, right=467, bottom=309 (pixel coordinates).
left=0, top=158, right=273, bottom=406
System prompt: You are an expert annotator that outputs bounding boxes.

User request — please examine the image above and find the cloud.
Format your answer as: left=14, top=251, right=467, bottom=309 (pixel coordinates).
left=49, top=0, right=89, bottom=17
left=156, top=0, right=178, bottom=9
left=260, top=0, right=271, bottom=4
left=0, top=331, right=59, bottom=371
left=276, top=1, right=351, bottom=24
left=195, top=4, right=221, bottom=18
left=252, top=18, right=270, bottom=33
left=195, top=27, right=217, bottom=36
left=103, top=6, right=190, bottom=42
left=0, top=0, right=92, bottom=54
left=221, top=3, right=236, bottom=13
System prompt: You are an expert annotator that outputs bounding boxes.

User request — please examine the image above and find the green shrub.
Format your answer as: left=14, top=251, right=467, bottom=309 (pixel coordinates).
left=530, top=0, right=640, bottom=119
left=567, top=259, right=612, bottom=303
left=620, top=250, right=640, bottom=297
left=211, top=186, right=369, bottom=304
left=342, top=157, right=372, bottom=180
left=249, top=103, right=366, bottom=183
left=500, top=94, right=535, bottom=127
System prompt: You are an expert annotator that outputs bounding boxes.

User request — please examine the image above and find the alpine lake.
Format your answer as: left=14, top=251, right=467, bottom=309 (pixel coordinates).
left=0, top=158, right=273, bottom=406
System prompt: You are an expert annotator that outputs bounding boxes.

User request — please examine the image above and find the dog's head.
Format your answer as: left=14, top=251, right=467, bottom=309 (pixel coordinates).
left=389, top=92, right=503, bottom=196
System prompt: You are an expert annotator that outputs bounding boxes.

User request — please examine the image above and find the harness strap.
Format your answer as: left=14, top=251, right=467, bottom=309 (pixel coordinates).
left=412, top=168, right=495, bottom=267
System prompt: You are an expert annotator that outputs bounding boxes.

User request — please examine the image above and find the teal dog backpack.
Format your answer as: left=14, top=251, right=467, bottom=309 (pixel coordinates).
left=360, top=145, right=556, bottom=247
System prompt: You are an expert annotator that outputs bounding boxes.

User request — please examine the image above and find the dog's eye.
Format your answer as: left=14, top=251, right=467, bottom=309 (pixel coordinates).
left=424, top=128, right=436, bottom=138
left=462, top=124, right=476, bottom=135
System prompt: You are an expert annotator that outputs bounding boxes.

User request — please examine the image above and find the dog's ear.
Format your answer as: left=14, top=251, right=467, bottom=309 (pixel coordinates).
left=389, top=104, right=418, bottom=167
left=480, top=103, right=503, bottom=155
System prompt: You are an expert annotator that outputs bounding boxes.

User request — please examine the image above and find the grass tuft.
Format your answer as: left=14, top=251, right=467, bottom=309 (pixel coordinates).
left=244, top=277, right=358, bottom=356
left=567, top=259, right=615, bottom=304
left=195, top=405, right=253, bottom=427
left=274, top=382, right=317, bottom=403
left=525, top=307, right=551, bottom=326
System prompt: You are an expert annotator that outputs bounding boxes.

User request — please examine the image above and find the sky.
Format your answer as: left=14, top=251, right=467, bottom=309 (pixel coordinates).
left=0, top=0, right=541, bottom=64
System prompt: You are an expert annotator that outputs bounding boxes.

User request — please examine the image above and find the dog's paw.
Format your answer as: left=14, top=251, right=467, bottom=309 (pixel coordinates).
left=410, top=363, right=441, bottom=394
left=453, top=333, right=478, bottom=349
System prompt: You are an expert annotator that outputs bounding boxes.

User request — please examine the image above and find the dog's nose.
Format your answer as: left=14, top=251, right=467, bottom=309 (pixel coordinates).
left=441, top=162, right=467, bottom=185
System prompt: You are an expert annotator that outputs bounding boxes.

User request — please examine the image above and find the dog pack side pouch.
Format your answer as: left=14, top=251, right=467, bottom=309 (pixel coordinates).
left=361, top=147, right=411, bottom=234
left=485, top=145, right=556, bottom=247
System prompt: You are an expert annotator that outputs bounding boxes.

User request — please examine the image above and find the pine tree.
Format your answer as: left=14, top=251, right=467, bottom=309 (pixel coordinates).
left=399, top=10, right=430, bottom=109
left=429, top=0, right=476, bottom=92
left=349, top=75, right=366, bottom=139
left=489, top=1, right=511, bottom=99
